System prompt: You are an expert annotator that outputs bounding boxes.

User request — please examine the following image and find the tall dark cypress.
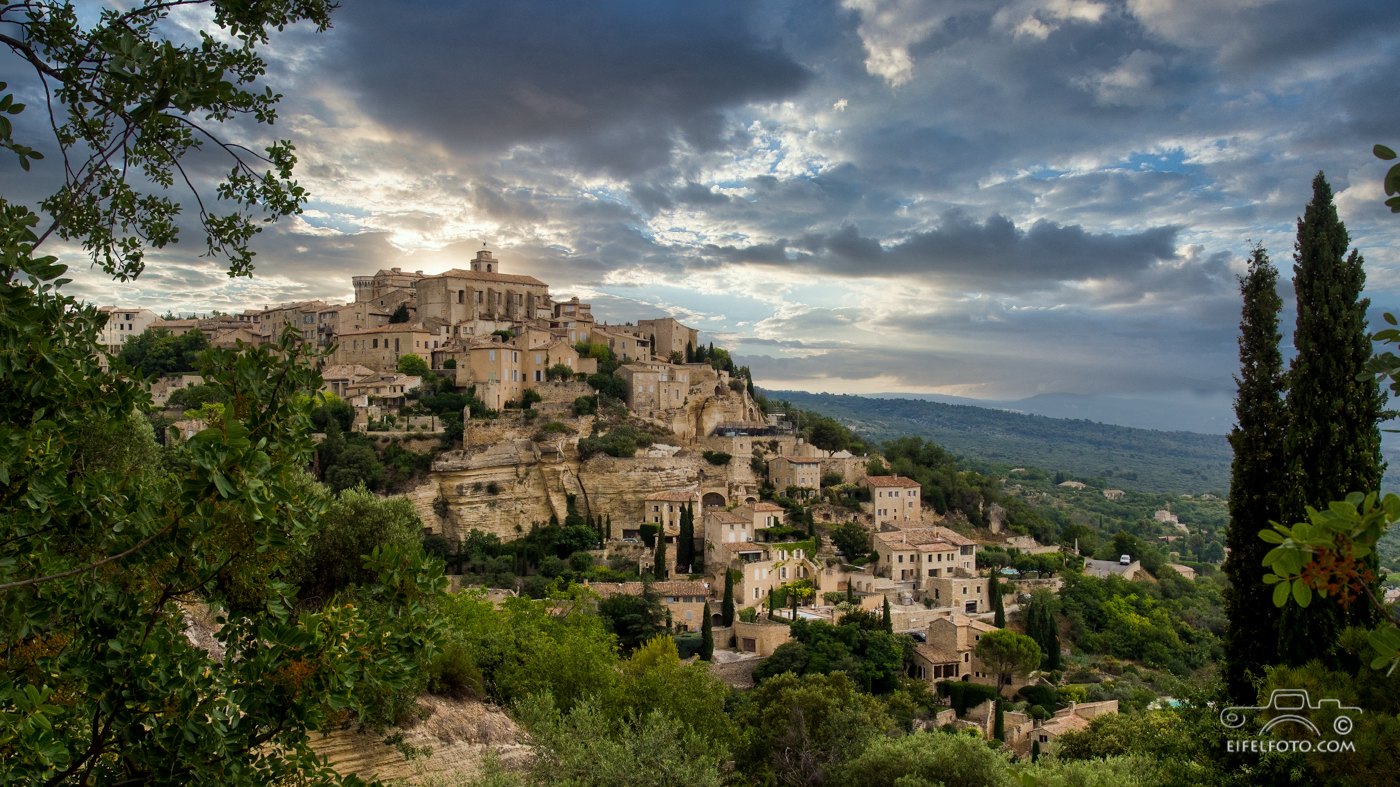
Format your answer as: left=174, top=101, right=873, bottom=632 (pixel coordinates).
left=1223, top=244, right=1287, bottom=703
left=721, top=570, right=735, bottom=626
left=991, top=579, right=1005, bottom=629
left=700, top=603, right=714, bottom=661
left=677, top=504, right=694, bottom=571
left=1278, top=172, right=1387, bottom=666
left=654, top=534, right=668, bottom=580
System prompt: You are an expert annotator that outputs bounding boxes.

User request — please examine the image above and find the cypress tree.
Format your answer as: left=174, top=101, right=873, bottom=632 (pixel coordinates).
left=882, top=596, right=892, bottom=633
left=686, top=341, right=694, bottom=363
left=1023, top=590, right=1061, bottom=671
left=722, top=570, right=735, bottom=626
left=994, top=700, right=1005, bottom=741
left=1223, top=244, right=1287, bottom=703
left=654, top=534, right=668, bottom=580
left=1032, top=740, right=1041, bottom=762
left=991, top=579, right=1005, bottom=628
left=1278, top=173, right=1387, bottom=666
left=767, top=589, right=775, bottom=620
left=606, top=514, right=612, bottom=541
left=677, top=504, right=694, bottom=571
left=701, top=603, right=714, bottom=661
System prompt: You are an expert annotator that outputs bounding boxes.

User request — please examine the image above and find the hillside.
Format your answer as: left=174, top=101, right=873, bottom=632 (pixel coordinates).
left=765, top=390, right=1232, bottom=494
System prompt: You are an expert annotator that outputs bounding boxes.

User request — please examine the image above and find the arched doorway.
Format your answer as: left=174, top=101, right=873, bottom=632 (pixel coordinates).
left=702, top=492, right=725, bottom=508
left=744, top=495, right=758, bottom=506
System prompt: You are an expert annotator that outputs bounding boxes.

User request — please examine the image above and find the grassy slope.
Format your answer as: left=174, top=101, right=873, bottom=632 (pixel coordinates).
left=768, top=390, right=1232, bottom=495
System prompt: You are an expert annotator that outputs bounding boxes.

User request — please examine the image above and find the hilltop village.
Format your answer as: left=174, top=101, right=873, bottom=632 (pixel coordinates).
left=107, top=249, right=1121, bottom=758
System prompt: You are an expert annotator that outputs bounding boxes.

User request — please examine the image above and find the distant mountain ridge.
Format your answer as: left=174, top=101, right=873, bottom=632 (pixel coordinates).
left=766, top=389, right=1233, bottom=495
left=864, top=390, right=1237, bottom=435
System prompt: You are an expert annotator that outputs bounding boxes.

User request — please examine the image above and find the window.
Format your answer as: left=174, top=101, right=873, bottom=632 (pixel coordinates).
left=373, top=339, right=379, bottom=349
left=457, top=290, right=464, bottom=304
left=535, top=353, right=542, bottom=363
left=489, top=350, right=496, bottom=361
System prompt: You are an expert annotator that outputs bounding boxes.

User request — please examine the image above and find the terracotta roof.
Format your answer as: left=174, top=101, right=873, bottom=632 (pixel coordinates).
left=589, top=581, right=711, bottom=599
left=914, top=643, right=959, bottom=665
left=154, top=319, right=198, bottom=328
left=875, top=527, right=975, bottom=548
left=321, top=364, right=377, bottom=380
left=645, top=489, right=699, bottom=502
left=944, top=613, right=999, bottom=633
left=753, top=502, right=785, bottom=512
left=1040, top=714, right=1091, bottom=736
left=336, top=324, right=434, bottom=336
left=706, top=511, right=751, bottom=525
left=915, top=541, right=958, bottom=553
left=865, top=475, right=921, bottom=488
left=422, top=268, right=547, bottom=287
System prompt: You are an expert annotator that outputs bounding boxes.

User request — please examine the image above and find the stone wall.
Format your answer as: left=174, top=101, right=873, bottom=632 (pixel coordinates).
left=732, top=620, right=792, bottom=656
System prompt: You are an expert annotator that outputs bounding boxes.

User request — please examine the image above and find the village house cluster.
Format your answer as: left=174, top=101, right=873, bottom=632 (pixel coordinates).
left=108, top=250, right=1115, bottom=743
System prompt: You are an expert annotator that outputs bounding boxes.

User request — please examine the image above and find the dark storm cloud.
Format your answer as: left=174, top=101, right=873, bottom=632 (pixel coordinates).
left=698, top=211, right=1179, bottom=288
left=334, top=0, right=810, bottom=176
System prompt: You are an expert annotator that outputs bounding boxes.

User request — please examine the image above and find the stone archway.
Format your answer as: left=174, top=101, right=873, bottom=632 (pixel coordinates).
left=702, top=491, right=726, bottom=508
left=744, top=495, right=758, bottom=506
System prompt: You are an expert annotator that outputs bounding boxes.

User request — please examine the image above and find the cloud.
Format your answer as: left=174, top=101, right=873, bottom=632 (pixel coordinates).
left=332, top=0, right=811, bottom=176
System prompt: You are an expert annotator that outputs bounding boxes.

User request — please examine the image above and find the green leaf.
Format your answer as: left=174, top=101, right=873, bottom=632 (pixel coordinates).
left=1259, top=529, right=1286, bottom=544
left=1292, top=580, right=1312, bottom=608
left=1272, top=580, right=1291, bottom=607
left=1376, top=144, right=1398, bottom=160
left=1386, top=163, right=1400, bottom=196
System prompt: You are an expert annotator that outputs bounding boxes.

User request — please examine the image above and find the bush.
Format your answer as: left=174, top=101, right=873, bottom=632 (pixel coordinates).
left=522, top=388, right=543, bottom=407
left=702, top=450, right=732, bottom=466
left=423, top=533, right=451, bottom=561
left=427, top=643, right=482, bottom=700
left=568, top=551, right=594, bottom=572
left=639, top=523, right=659, bottom=548
left=442, top=358, right=456, bottom=369
left=728, top=379, right=745, bottom=393
left=587, top=372, right=627, bottom=400
left=577, top=424, right=654, bottom=460
left=937, top=681, right=999, bottom=717
left=397, top=354, right=429, bottom=376
left=1019, top=684, right=1059, bottom=710
left=572, top=395, right=597, bottom=416
left=486, top=481, right=501, bottom=495
left=546, top=363, right=574, bottom=381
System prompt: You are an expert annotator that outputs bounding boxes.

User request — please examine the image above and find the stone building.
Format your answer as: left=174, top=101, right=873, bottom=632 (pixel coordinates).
left=99, top=306, right=159, bottom=356
left=590, top=580, right=713, bottom=633
left=863, top=475, right=922, bottom=525
left=415, top=251, right=550, bottom=324
left=908, top=614, right=999, bottom=686
left=352, top=267, right=425, bottom=303
left=768, top=455, right=822, bottom=499
left=330, top=325, right=439, bottom=371
left=636, top=317, right=700, bottom=361
left=617, top=361, right=691, bottom=411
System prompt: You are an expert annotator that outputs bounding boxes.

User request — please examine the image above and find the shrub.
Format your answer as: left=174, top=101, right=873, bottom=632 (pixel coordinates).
left=485, top=481, right=500, bottom=495
left=738, top=607, right=758, bottom=623
left=427, top=644, right=482, bottom=700
left=1019, top=684, right=1058, bottom=710
left=702, top=450, right=732, bottom=466
left=1029, top=704, right=1051, bottom=720
left=572, top=395, right=598, bottom=416
left=639, top=523, right=659, bottom=548
left=586, top=372, right=627, bottom=400
left=521, top=408, right=538, bottom=421
left=546, top=363, right=574, bottom=381
left=442, top=358, right=456, bottom=369
left=422, top=533, right=451, bottom=561
left=396, top=354, right=429, bottom=376
left=568, top=552, right=594, bottom=572
left=577, top=424, right=654, bottom=459
left=937, top=681, right=999, bottom=717
left=728, top=379, right=746, bottom=392
left=522, top=388, right=543, bottom=407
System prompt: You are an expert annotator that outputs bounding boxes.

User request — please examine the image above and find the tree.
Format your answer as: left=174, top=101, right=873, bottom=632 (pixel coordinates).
left=1224, top=243, right=1287, bottom=704
left=722, top=569, right=735, bottom=626
left=991, top=578, right=1006, bottom=628
left=119, top=327, right=210, bottom=377
left=598, top=587, right=666, bottom=655
left=882, top=596, right=892, bottom=633
left=994, top=699, right=1005, bottom=741
left=389, top=303, right=410, bottom=323
left=397, top=353, right=429, bottom=376
left=677, top=503, right=695, bottom=571
left=974, top=629, right=1041, bottom=692
left=831, top=522, right=870, bottom=560
left=285, top=485, right=426, bottom=605
left=606, top=514, right=613, bottom=541
left=700, top=603, right=714, bottom=661
left=1278, top=173, right=1387, bottom=666
left=1022, top=589, right=1061, bottom=671
left=653, top=531, right=669, bottom=579
left=0, top=5, right=451, bottom=783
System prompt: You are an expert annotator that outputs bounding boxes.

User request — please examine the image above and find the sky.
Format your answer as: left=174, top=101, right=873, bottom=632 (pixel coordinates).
left=9, top=0, right=1400, bottom=403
